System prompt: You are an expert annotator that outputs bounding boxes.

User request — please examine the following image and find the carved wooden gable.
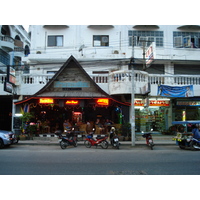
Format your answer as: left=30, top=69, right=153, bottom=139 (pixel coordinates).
left=35, top=56, right=108, bottom=98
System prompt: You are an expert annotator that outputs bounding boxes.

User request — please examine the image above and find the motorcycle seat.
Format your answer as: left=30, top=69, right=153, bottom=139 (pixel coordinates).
left=96, top=136, right=106, bottom=139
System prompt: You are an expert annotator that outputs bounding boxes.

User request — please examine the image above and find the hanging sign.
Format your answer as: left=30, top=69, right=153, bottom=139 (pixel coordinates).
left=39, top=98, right=54, bottom=104
left=66, top=100, right=79, bottom=105
left=97, top=99, right=109, bottom=106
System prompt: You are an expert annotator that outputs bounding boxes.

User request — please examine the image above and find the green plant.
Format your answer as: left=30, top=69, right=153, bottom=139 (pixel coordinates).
left=20, top=112, right=34, bottom=123
left=121, top=123, right=131, bottom=138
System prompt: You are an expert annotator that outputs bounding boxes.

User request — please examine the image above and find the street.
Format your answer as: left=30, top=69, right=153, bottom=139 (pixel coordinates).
left=0, top=144, right=200, bottom=175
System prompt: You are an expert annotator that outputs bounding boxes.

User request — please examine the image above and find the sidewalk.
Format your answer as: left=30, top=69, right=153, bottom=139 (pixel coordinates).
left=16, top=135, right=175, bottom=146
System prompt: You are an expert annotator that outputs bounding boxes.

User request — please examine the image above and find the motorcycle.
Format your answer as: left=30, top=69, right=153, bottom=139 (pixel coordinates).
left=173, top=132, right=200, bottom=150
left=142, top=129, right=154, bottom=150
left=110, top=127, right=120, bottom=149
left=55, top=128, right=78, bottom=149
left=190, top=138, right=200, bottom=150
left=84, top=129, right=109, bottom=149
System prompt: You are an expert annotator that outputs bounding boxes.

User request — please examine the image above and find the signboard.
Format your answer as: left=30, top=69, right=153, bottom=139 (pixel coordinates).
left=39, top=98, right=54, bottom=104
left=145, top=42, right=156, bottom=68
left=4, top=81, right=13, bottom=93
left=177, top=101, right=200, bottom=106
left=96, top=99, right=109, bottom=106
left=54, top=81, right=90, bottom=88
left=66, top=100, right=79, bottom=105
left=7, top=66, right=16, bottom=85
left=158, top=85, right=194, bottom=97
left=134, top=99, right=170, bottom=107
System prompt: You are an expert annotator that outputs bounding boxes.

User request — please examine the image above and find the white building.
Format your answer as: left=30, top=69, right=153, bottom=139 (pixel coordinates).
left=2, top=25, right=200, bottom=134
left=0, top=25, right=30, bottom=130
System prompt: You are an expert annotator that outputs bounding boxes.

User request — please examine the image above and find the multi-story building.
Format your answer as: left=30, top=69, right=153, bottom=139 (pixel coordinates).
left=2, top=25, right=200, bottom=134
left=0, top=25, right=30, bottom=130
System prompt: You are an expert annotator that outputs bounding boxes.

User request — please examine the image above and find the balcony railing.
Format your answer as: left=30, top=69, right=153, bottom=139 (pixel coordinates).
left=0, top=35, right=14, bottom=51
left=1, top=72, right=200, bottom=96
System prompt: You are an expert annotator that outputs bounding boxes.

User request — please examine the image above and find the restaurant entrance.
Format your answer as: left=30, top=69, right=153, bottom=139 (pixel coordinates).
left=25, top=98, right=125, bottom=134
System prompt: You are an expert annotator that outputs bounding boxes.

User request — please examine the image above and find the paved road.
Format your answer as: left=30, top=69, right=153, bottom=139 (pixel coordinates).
left=0, top=144, right=200, bottom=175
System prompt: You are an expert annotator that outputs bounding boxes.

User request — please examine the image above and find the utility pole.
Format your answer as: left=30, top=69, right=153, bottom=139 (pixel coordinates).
left=130, top=37, right=135, bottom=146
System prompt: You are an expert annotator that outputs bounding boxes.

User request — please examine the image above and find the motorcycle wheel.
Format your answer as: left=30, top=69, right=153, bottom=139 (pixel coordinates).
left=189, top=141, right=196, bottom=151
left=60, top=141, right=67, bottom=149
left=149, top=142, right=154, bottom=150
left=73, top=140, right=78, bottom=147
left=84, top=140, right=91, bottom=148
left=116, top=142, right=119, bottom=149
left=101, top=141, right=108, bottom=149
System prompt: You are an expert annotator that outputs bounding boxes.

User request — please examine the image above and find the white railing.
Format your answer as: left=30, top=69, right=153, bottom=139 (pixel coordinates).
left=1, top=72, right=200, bottom=95
left=20, top=74, right=53, bottom=84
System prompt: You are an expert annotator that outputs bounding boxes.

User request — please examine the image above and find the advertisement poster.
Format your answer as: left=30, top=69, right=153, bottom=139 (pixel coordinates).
left=158, top=85, right=194, bottom=97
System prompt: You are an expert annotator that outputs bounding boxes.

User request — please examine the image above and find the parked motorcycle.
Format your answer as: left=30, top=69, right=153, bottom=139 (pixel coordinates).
left=55, top=128, right=77, bottom=149
left=84, top=129, right=109, bottom=149
left=110, top=127, right=120, bottom=149
left=142, top=129, right=154, bottom=150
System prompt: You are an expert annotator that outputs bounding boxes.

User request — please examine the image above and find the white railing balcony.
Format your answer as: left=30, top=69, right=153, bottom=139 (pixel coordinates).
left=1, top=72, right=200, bottom=96
left=0, top=35, right=14, bottom=51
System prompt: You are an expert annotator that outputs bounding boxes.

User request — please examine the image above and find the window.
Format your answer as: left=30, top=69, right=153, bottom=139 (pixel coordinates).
left=128, top=31, right=163, bottom=47
left=48, top=35, right=63, bottom=47
left=173, top=32, right=200, bottom=48
left=93, top=35, right=109, bottom=46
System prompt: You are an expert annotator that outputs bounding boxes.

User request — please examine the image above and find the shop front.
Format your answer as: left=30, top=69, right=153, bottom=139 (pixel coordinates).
left=13, top=56, right=129, bottom=135
left=135, top=99, right=170, bottom=133
left=172, top=99, right=200, bottom=132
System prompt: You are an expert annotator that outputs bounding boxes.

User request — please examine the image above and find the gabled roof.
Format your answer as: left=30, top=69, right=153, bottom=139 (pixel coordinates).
left=15, top=56, right=130, bottom=106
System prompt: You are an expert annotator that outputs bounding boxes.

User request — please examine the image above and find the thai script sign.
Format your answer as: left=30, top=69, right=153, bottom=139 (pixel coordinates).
left=54, top=81, right=90, bottom=88
left=145, top=42, right=156, bottom=68
left=158, top=85, right=194, bottom=97
left=177, top=101, right=200, bottom=106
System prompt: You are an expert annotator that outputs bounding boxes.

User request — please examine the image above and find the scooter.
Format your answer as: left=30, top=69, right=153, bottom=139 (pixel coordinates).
left=55, top=128, right=77, bottom=149
left=84, top=129, right=109, bottom=149
left=110, top=127, right=120, bottom=149
left=142, top=129, right=154, bottom=150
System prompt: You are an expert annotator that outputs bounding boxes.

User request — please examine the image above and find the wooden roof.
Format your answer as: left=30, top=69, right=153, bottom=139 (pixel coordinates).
left=15, top=56, right=130, bottom=106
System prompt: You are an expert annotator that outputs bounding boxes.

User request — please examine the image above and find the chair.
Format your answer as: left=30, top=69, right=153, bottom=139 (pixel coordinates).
left=79, top=124, right=87, bottom=134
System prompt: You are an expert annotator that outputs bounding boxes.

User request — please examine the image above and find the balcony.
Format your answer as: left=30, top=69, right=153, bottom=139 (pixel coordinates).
left=1, top=72, right=200, bottom=96
left=14, top=47, right=24, bottom=57
left=108, top=70, right=200, bottom=96
left=0, top=35, right=14, bottom=51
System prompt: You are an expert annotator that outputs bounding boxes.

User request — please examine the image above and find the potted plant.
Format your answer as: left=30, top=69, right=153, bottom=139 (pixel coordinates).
left=121, top=123, right=131, bottom=141
left=20, top=112, right=35, bottom=139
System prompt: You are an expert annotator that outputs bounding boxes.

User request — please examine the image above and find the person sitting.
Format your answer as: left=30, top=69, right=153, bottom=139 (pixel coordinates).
left=63, top=119, right=72, bottom=131
left=95, top=119, right=104, bottom=134
left=192, top=124, right=200, bottom=140
left=104, top=119, right=114, bottom=133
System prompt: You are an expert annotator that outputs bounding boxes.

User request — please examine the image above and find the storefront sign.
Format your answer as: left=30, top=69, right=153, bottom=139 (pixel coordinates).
left=54, top=81, right=90, bottom=88
left=177, top=101, right=200, bottom=106
left=134, top=100, right=144, bottom=106
left=149, top=100, right=170, bottom=106
left=134, top=100, right=170, bottom=107
left=4, top=81, right=13, bottom=93
left=66, top=100, right=79, bottom=105
left=97, top=99, right=109, bottom=106
left=39, top=98, right=54, bottom=104
left=145, top=42, right=156, bottom=68
left=158, top=85, right=194, bottom=97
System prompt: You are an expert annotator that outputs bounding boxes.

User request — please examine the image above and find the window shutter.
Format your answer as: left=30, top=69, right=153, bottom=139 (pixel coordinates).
left=174, top=36, right=183, bottom=48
